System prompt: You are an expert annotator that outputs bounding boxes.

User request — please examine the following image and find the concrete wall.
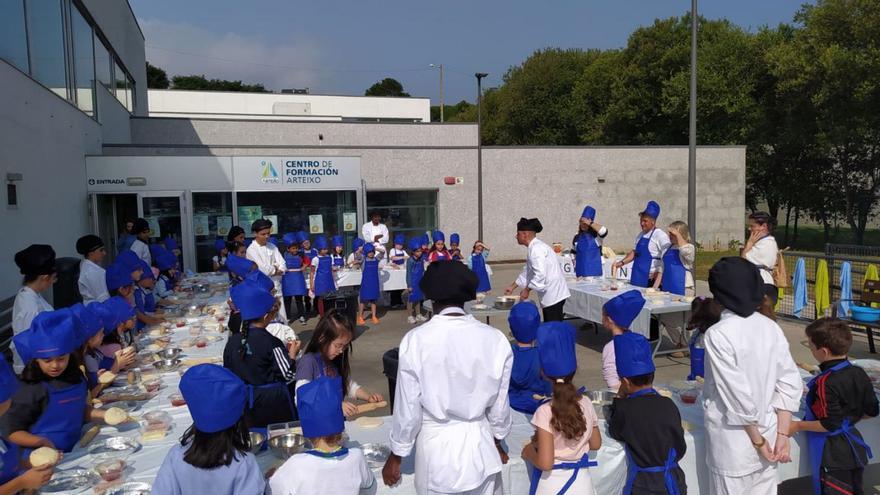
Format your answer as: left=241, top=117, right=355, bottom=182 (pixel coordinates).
left=0, top=61, right=102, bottom=300
left=148, top=90, right=431, bottom=122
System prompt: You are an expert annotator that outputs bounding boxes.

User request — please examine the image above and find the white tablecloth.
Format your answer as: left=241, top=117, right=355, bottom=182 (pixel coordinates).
left=335, top=268, right=409, bottom=292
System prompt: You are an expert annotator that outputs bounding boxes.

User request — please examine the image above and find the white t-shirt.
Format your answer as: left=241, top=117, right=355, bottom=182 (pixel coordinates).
left=744, top=236, right=778, bottom=285
left=130, top=239, right=152, bottom=265
left=633, top=229, right=671, bottom=275
left=269, top=448, right=375, bottom=495
left=78, top=259, right=110, bottom=305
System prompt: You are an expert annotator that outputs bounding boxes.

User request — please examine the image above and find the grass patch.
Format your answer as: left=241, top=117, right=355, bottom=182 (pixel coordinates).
left=771, top=225, right=880, bottom=252
left=695, top=250, right=737, bottom=282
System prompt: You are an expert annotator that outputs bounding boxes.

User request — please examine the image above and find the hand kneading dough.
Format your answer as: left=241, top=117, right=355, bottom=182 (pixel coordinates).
left=105, top=407, right=129, bottom=425
left=29, top=447, right=59, bottom=467
left=98, top=372, right=117, bottom=384
left=354, top=417, right=383, bottom=429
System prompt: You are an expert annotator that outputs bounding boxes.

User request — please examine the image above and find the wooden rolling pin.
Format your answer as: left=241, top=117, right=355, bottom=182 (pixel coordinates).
left=79, top=425, right=101, bottom=447
left=354, top=401, right=388, bottom=415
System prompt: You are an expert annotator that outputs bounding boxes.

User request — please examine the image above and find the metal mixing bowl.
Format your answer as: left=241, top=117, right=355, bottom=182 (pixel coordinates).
left=493, top=297, right=517, bottom=310
left=268, top=433, right=307, bottom=459
left=156, top=348, right=181, bottom=360
left=153, top=358, right=181, bottom=371
left=249, top=431, right=266, bottom=453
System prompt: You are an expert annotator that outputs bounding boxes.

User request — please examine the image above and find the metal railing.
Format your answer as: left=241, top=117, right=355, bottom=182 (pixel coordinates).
left=825, top=243, right=880, bottom=258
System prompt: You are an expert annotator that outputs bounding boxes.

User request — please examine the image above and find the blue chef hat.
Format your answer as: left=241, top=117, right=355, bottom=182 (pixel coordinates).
left=353, top=238, right=365, bottom=251
left=603, top=290, right=646, bottom=329
left=244, top=239, right=253, bottom=248
left=69, top=303, right=103, bottom=344
left=13, top=310, right=79, bottom=363
left=90, top=300, right=117, bottom=336
left=421, top=234, right=430, bottom=246
left=138, top=260, right=155, bottom=281
left=244, top=270, right=274, bottom=293
left=103, top=296, right=136, bottom=330
left=283, top=233, right=299, bottom=246
left=156, top=251, right=178, bottom=271
left=149, top=243, right=166, bottom=259
left=164, top=236, right=179, bottom=251
left=332, top=235, right=344, bottom=248
left=181, top=364, right=246, bottom=433
left=230, top=280, right=276, bottom=320
left=0, top=355, right=18, bottom=403
left=450, top=233, right=460, bottom=245
left=313, top=236, right=328, bottom=251
left=106, top=261, right=133, bottom=291
left=296, top=376, right=345, bottom=439
left=225, top=254, right=255, bottom=278
left=363, top=243, right=375, bottom=255
left=393, top=234, right=405, bottom=246
left=297, top=231, right=310, bottom=244
left=408, top=237, right=422, bottom=251
left=614, top=332, right=655, bottom=378
left=268, top=236, right=278, bottom=246
left=581, top=206, right=596, bottom=221
left=432, top=230, right=445, bottom=243
left=214, top=238, right=227, bottom=252
left=115, top=250, right=141, bottom=273
left=537, top=322, right=578, bottom=378
left=508, top=301, right=541, bottom=343
left=640, top=201, right=660, bottom=220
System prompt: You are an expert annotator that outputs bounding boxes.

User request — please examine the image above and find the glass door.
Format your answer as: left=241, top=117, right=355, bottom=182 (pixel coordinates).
left=89, top=193, right=138, bottom=264
left=192, top=192, right=234, bottom=272
left=139, top=192, right=189, bottom=272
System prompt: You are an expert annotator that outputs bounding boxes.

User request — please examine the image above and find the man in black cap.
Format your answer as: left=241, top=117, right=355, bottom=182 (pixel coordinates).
left=702, top=257, right=801, bottom=495
left=76, top=234, right=109, bottom=305
left=384, top=261, right=512, bottom=494
left=505, top=217, right=570, bottom=321
left=129, top=217, right=152, bottom=265
left=10, top=245, right=56, bottom=366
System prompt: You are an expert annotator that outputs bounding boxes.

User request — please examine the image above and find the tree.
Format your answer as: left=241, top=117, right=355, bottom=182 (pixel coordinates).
left=431, top=100, right=474, bottom=122
left=171, top=75, right=268, bottom=92
left=146, top=61, right=169, bottom=89
left=365, top=78, right=410, bottom=97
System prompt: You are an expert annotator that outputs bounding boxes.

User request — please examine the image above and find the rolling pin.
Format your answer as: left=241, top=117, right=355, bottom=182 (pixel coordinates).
left=79, top=424, right=101, bottom=447
left=532, top=394, right=550, bottom=401
left=354, top=401, right=388, bottom=415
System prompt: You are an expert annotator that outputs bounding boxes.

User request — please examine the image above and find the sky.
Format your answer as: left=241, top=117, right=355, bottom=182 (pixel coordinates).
left=131, top=0, right=809, bottom=104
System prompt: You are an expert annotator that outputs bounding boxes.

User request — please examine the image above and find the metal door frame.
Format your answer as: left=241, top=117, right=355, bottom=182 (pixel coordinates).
left=138, top=191, right=193, bottom=272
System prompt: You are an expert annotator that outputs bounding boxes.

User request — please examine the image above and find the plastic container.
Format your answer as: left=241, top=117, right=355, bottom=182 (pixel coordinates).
left=170, top=393, right=186, bottom=407
left=679, top=389, right=700, bottom=404
left=142, top=378, right=161, bottom=393
left=95, top=459, right=126, bottom=482
left=851, top=305, right=880, bottom=323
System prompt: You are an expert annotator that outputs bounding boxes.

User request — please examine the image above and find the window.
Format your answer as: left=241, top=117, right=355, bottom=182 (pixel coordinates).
left=367, top=190, right=438, bottom=241
left=94, top=33, right=112, bottom=92
left=71, top=5, right=95, bottom=116
left=114, top=61, right=126, bottom=105
left=0, top=0, right=29, bottom=73
left=7, top=184, right=18, bottom=208
left=192, top=192, right=233, bottom=272
left=126, top=73, right=135, bottom=112
left=25, top=0, right=68, bottom=99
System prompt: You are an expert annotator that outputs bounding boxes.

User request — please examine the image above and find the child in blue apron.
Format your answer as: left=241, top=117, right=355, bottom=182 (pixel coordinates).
left=521, top=321, right=601, bottom=495
left=357, top=243, right=382, bottom=326
left=155, top=250, right=180, bottom=299
left=388, top=234, right=408, bottom=266
left=269, top=370, right=375, bottom=493
left=449, top=233, right=463, bottom=261
left=427, top=230, right=451, bottom=263
left=153, top=364, right=266, bottom=494
left=789, top=318, right=878, bottom=495
left=467, top=241, right=492, bottom=294
left=114, top=250, right=144, bottom=284
left=608, top=332, right=687, bottom=495
left=97, top=296, right=137, bottom=360
left=295, top=310, right=384, bottom=418
left=222, top=280, right=298, bottom=428
left=300, top=232, right=318, bottom=261
left=282, top=233, right=309, bottom=326
left=309, top=236, right=336, bottom=317
left=0, top=355, right=56, bottom=492
left=346, top=238, right=365, bottom=269
left=104, top=259, right=135, bottom=300
left=420, top=234, right=431, bottom=255
left=3, top=311, right=116, bottom=453
left=600, top=290, right=646, bottom=391
left=331, top=235, right=346, bottom=271
left=71, top=302, right=129, bottom=396
left=572, top=206, right=606, bottom=278
left=405, top=238, right=427, bottom=324
left=134, top=260, right=164, bottom=332
left=212, top=238, right=229, bottom=272
left=683, top=297, right=721, bottom=381
left=507, top=302, right=551, bottom=415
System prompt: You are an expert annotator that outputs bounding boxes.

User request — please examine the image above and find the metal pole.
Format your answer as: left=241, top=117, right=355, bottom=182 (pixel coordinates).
left=440, top=64, right=444, bottom=123
left=476, top=73, right=488, bottom=240
left=688, top=0, right=698, bottom=243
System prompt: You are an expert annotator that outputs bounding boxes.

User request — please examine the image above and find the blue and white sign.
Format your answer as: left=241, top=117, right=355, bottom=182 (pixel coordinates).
left=233, top=156, right=361, bottom=190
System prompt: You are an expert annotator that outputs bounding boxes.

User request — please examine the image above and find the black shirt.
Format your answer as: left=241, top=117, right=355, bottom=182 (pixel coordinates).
left=609, top=393, right=687, bottom=494
left=807, top=359, right=879, bottom=470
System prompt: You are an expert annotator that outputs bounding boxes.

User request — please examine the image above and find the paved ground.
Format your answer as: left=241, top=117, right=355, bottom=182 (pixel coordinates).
left=295, top=264, right=878, bottom=418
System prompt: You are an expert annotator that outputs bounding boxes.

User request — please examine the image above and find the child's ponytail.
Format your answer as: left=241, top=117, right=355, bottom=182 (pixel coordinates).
left=550, top=374, right=586, bottom=441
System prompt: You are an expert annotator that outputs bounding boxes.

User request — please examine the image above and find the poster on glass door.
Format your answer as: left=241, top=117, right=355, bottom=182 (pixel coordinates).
left=309, top=214, right=324, bottom=234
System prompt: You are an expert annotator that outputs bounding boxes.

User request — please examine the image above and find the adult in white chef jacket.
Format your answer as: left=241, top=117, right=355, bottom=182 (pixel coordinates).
left=129, top=217, right=152, bottom=265
left=740, top=211, right=780, bottom=306
left=703, top=257, right=802, bottom=495
left=361, top=211, right=389, bottom=259
left=10, top=244, right=56, bottom=368
left=384, top=261, right=513, bottom=495
left=246, top=218, right=288, bottom=321
left=76, top=234, right=109, bottom=305
left=505, top=217, right=571, bottom=322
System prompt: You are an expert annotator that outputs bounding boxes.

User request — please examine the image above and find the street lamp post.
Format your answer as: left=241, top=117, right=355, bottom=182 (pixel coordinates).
left=430, top=64, right=444, bottom=122
left=688, top=0, right=698, bottom=243
left=475, top=72, right=488, bottom=240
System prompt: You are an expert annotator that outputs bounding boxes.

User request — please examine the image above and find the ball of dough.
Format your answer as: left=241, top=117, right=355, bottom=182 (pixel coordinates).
left=29, top=447, right=59, bottom=467
left=105, top=407, right=129, bottom=426
left=98, top=372, right=117, bottom=385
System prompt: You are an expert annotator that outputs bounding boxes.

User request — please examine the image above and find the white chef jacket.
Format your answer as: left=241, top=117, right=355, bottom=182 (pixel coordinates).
left=515, top=237, right=571, bottom=307
left=633, top=228, right=671, bottom=276
left=744, top=236, right=778, bottom=285
left=268, top=448, right=375, bottom=495
left=390, top=307, right=513, bottom=494
left=11, top=286, right=53, bottom=368
left=246, top=241, right=287, bottom=277
left=78, top=259, right=109, bottom=305
left=361, top=222, right=389, bottom=245
left=130, top=239, right=152, bottom=266
left=702, top=310, right=802, bottom=478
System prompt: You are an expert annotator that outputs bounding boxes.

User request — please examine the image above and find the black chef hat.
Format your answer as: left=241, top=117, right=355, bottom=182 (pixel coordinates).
left=14, top=244, right=56, bottom=275
left=251, top=218, right=273, bottom=233
left=516, top=217, right=543, bottom=233
left=227, top=226, right=245, bottom=241
left=76, top=234, right=104, bottom=255
left=132, top=218, right=150, bottom=235
left=419, top=260, right=478, bottom=304
left=708, top=257, right=765, bottom=318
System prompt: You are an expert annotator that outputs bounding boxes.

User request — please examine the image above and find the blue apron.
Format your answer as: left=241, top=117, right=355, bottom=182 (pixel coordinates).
left=574, top=232, right=602, bottom=277
left=97, top=349, right=116, bottom=373
left=304, top=248, right=318, bottom=261
left=332, top=254, right=345, bottom=269
left=509, top=345, right=550, bottom=415
left=804, top=361, right=874, bottom=495
left=408, top=257, right=425, bottom=303
left=0, top=439, right=21, bottom=485
left=529, top=453, right=598, bottom=495
left=687, top=332, right=704, bottom=381
left=313, top=256, right=335, bottom=297
left=360, top=258, right=381, bottom=301
left=660, top=248, right=688, bottom=296
left=282, top=254, right=307, bottom=296
left=622, top=388, right=681, bottom=495
left=471, top=253, right=492, bottom=293
left=432, top=251, right=450, bottom=262
left=630, top=229, right=657, bottom=288
left=391, top=249, right=406, bottom=266
left=450, top=249, right=463, bottom=261
left=29, top=380, right=88, bottom=453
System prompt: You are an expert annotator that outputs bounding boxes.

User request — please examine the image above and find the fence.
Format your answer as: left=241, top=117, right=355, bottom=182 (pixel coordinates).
left=776, top=250, right=880, bottom=320
left=825, top=243, right=880, bottom=258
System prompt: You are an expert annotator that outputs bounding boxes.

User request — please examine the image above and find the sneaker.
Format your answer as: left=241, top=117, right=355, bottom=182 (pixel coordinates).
left=299, top=317, right=307, bottom=326
left=407, top=316, right=417, bottom=324
left=416, top=314, right=428, bottom=322
left=371, top=316, right=380, bottom=324
left=357, top=316, right=366, bottom=325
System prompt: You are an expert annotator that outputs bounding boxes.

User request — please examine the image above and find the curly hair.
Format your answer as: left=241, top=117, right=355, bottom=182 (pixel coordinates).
left=549, top=374, right=587, bottom=441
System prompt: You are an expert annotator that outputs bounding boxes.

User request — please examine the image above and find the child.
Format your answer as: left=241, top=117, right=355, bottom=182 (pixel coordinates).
left=449, top=233, right=463, bottom=261
left=212, top=238, right=229, bottom=272
left=521, top=321, right=601, bottom=494
left=2, top=311, right=118, bottom=453
left=134, top=260, right=164, bottom=331
left=71, top=302, right=132, bottom=396
left=282, top=233, right=309, bottom=326
left=608, top=332, right=687, bottom=494
left=684, top=297, right=721, bottom=381
left=388, top=234, right=408, bottom=268
left=346, top=239, right=365, bottom=270
left=600, top=290, right=646, bottom=391
left=467, top=241, right=492, bottom=295
left=357, top=243, right=381, bottom=325
left=153, top=364, right=266, bottom=494
left=155, top=250, right=180, bottom=298
left=222, top=279, right=300, bottom=427
left=98, top=296, right=138, bottom=357
left=507, top=302, right=551, bottom=414
left=295, top=311, right=384, bottom=418
left=301, top=232, right=318, bottom=261
left=104, top=259, right=135, bottom=300
left=309, top=236, right=336, bottom=317
left=420, top=233, right=431, bottom=254
left=405, top=238, right=427, bottom=324
left=115, top=250, right=145, bottom=284
left=270, top=370, right=375, bottom=494
left=789, top=318, right=878, bottom=495
left=331, top=235, right=346, bottom=271
left=0, top=355, right=56, bottom=492
left=427, top=230, right=451, bottom=262
left=129, top=218, right=152, bottom=264
left=76, top=234, right=109, bottom=305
